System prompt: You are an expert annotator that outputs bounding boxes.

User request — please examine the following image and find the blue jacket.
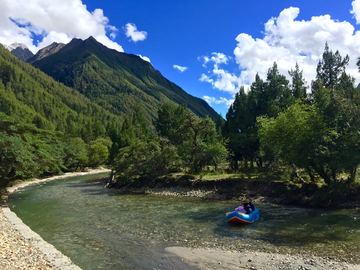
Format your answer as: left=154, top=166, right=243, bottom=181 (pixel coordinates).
left=243, top=202, right=255, bottom=214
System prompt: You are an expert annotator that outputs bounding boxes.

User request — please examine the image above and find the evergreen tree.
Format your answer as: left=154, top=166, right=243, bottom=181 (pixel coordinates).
left=264, top=62, right=292, bottom=117
left=153, top=102, right=188, bottom=145
left=315, top=42, right=349, bottom=89
left=288, top=63, right=307, bottom=99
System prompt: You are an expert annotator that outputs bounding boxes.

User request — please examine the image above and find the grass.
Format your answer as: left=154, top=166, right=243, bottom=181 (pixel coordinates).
left=191, top=166, right=283, bottom=182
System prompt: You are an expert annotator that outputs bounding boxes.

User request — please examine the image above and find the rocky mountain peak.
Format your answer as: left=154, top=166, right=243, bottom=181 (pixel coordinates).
left=27, top=42, right=66, bottom=63
left=3, top=42, right=34, bottom=62
left=4, top=42, right=29, bottom=51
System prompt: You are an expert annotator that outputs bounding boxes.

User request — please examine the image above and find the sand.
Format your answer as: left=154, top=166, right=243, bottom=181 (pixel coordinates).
left=166, top=246, right=360, bottom=270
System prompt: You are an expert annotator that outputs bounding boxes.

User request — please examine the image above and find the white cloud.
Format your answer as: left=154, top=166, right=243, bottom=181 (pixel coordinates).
left=173, top=64, right=188, bottom=72
left=199, top=74, right=213, bottom=83
left=138, top=55, right=151, bottom=63
left=203, top=96, right=234, bottom=107
left=200, top=4, right=360, bottom=96
left=124, top=23, right=147, bottom=42
left=351, top=0, right=360, bottom=24
left=0, top=0, right=123, bottom=53
left=201, top=52, right=230, bottom=68
left=200, top=53, right=242, bottom=95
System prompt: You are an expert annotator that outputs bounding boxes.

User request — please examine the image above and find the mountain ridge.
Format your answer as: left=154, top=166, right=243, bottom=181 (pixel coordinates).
left=27, top=42, right=65, bottom=64
left=30, top=36, right=218, bottom=121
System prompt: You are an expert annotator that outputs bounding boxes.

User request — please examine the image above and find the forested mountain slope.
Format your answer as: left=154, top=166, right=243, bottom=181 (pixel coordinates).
left=0, top=44, right=121, bottom=139
left=30, top=36, right=218, bottom=121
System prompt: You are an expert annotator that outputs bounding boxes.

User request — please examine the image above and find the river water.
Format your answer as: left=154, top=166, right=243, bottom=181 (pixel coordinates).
left=8, top=174, right=360, bottom=269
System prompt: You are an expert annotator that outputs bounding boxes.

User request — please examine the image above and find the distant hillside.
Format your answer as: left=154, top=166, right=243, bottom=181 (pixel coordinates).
left=30, top=36, right=218, bottom=121
left=0, top=44, right=121, bottom=140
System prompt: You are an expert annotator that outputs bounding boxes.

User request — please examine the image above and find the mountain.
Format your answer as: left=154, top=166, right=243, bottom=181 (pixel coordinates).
left=27, top=42, right=65, bottom=64
left=0, top=44, right=122, bottom=139
left=4, top=42, right=34, bottom=61
left=30, top=36, right=218, bottom=122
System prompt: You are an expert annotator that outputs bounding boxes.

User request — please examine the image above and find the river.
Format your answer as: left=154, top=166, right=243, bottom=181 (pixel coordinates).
left=8, top=174, right=360, bottom=269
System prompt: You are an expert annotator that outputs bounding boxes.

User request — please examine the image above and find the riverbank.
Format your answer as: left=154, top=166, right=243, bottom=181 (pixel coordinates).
left=3, top=170, right=360, bottom=270
left=166, top=246, right=360, bottom=270
left=1, top=168, right=110, bottom=270
left=0, top=208, right=58, bottom=269
left=5, top=168, right=111, bottom=196
left=108, top=175, right=360, bottom=208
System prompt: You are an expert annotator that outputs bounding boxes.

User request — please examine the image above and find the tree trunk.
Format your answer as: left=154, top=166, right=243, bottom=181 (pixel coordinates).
left=194, top=162, right=198, bottom=174
left=257, top=157, right=263, bottom=168
left=306, top=167, right=315, bottom=182
left=309, top=161, right=332, bottom=185
left=232, top=158, right=238, bottom=170
left=348, top=167, right=357, bottom=183
left=292, top=164, right=305, bottom=182
left=318, top=167, right=332, bottom=185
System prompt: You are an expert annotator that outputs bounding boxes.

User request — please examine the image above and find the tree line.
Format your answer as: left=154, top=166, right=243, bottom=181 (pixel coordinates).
left=2, top=42, right=360, bottom=190
left=223, top=43, right=360, bottom=186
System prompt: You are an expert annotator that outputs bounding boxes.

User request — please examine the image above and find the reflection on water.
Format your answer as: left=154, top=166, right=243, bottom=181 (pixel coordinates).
left=9, top=174, right=360, bottom=269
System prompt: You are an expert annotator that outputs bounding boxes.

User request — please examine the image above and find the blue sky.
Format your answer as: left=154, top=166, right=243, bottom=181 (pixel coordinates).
left=2, top=1, right=360, bottom=116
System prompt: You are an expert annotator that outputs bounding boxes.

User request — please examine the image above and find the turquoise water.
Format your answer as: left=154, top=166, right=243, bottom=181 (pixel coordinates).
left=8, top=174, right=360, bottom=269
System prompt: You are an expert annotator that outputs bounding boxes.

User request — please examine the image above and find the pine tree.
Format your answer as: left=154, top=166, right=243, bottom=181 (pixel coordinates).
left=288, top=63, right=307, bottom=99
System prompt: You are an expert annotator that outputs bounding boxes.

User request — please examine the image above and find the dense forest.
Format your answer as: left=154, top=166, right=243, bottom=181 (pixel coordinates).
left=0, top=44, right=117, bottom=186
left=222, top=43, right=360, bottom=188
left=2, top=42, right=360, bottom=197
left=110, top=103, right=227, bottom=187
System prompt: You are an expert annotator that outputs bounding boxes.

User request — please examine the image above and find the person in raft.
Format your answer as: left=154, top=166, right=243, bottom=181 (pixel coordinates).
left=235, top=198, right=255, bottom=214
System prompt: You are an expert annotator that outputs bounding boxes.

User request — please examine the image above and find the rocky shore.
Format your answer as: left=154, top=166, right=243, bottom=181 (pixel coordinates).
left=0, top=208, right=58, bottom=269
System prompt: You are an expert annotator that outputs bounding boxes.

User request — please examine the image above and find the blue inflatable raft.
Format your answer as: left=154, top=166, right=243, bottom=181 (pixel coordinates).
left=226, top=207, right=261, bottom=224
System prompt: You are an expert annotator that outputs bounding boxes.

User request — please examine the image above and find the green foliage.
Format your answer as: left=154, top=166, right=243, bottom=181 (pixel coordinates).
left=316, top=42, right=349, bottom=89
left=178, top=113, right=227, bottom=173
left=258, top=44, right=360, bottom=185
left=63, top=138, right=89, bottom=171
left=288, top=63, right=307, bottom=99
left=88, top=138, right=111, bottom=168
left=112, top=103, right=227, bottom=185
left=113, top=137, right=179, bottom=186
left=153, top=102, right=188, bottom=145
left=223, top=62, right=299, bottom=170
left=0, top=44, right=122, bottom=136
left=0, top=42, right=220, bottom=186
left=0, top=113, right=64, bottom=186
left=224, top=42, right=360, bottom=188
left=258, top=102, right=327, bottom=176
